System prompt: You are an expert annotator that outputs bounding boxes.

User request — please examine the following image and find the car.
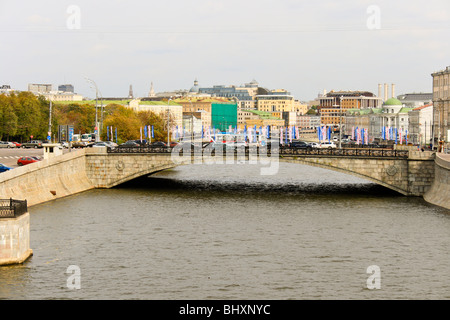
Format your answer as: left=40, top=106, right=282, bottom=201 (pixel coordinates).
left=17, top=156, right=41, bottom=166
left=0, top=163, right=12, bottom=172
left=288, top=141, right=312, bottom=151
left=119, top=140, right=140, bottom=147
left=91, top=141, right=111, bottom=148
left=318, top=141, right=337, bottom=149
left=21, top=140, right=44, bottom=149
left=103, top=141, right=118, bottom=149
left=310, top=142, right=320, bottom=148
left=151, top=141, right=167, bottom=147
left=133, top=139, right=149, bottom=146
left=11, top=142, right=21, bottom=147
left=72, top=141, right=88, bottom=148
left=0, top=141, right=15, bottom=148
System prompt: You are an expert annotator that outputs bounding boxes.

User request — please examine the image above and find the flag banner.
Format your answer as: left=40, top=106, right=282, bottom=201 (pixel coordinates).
left=115, top=127, right=118, bottom=143
left=280, top=128, right=283, bottom=145
left=151, top=125, right=154, bottom=139
left=144, top=125, right=148, bottom=139
left=140, top=127, right=143, bottom=142
left=107, top=126, right=110, bottom=141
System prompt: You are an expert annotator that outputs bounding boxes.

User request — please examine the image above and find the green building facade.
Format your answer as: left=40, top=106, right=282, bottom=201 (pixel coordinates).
left=211, top=102, right=238, bottom=132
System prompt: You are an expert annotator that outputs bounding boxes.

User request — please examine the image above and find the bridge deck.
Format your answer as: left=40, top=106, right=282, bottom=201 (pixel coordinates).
left=107, top=146, right=409, bottom=159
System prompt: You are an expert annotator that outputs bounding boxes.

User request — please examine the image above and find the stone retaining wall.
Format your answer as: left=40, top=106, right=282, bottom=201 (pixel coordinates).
left=424, top=154, right=450, bottom=210
left=0, top=212, right=32, bottom=265
left=0, top=149, right=94, bottom=207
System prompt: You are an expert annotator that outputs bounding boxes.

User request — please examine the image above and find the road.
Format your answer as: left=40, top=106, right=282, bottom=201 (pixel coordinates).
left=0, top=148, right=45, bottom=168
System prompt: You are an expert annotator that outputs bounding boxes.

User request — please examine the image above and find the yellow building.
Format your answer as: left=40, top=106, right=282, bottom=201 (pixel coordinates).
left=256, top=95, right=297, bottom=112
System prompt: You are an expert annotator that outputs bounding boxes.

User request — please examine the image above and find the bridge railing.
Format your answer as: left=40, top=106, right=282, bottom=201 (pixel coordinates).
left=107, top=145, right=409, bottom=158
left=0, top=198, right=28, bottom=219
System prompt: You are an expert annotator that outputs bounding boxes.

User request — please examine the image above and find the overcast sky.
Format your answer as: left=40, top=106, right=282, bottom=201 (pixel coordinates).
left=1, top=0, right=449, bottom=101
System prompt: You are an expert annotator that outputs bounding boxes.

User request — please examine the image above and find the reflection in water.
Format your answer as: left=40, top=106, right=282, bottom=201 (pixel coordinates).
left=1, top=163, right=449, bottom=300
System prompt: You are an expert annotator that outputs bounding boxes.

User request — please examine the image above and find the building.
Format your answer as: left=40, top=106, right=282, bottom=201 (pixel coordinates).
left=43, top=92, right=83, bottom=102
left=237, top=110, right=285, bottom=129
left=211, top=102, right=238, bottom=132
left=397, top=93, right=433, bottom=108
left=128, top=100, right=183, bottom=128
left=58, top=84, right=74, bottom=93
left=344, top=98, right=413, bottom=142
left=28, top=83, right=52, bottom=93
left=255, top=94, right=304, bottom=113
left=408, top=103, right=433, bottom=145
left=297, top=115, right=321, bottom=133
left=431, top=66, right=450, bottom=149
left=318, top=90, right=382, bottom=126
left=183, top=110, right=211, bottom=129
left=0, top=85, right=15, bottom=95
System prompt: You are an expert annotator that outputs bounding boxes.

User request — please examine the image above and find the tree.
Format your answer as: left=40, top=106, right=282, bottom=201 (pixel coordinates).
left=0, top=94, right=18, bottom=140
left=136, top=110, right=168, bottom=142
left=102, top=105, right=141, bottom=143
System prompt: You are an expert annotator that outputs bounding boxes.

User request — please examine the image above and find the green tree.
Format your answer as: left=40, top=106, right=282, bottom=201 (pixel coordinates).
left=0, top=94, right=18, bottom=141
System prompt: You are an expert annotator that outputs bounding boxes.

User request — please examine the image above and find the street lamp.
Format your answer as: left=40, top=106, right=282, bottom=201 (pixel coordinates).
left=85, top=77, right=101, bottom=142
left=339, top=95, right=343, bottom=149
left=167, top=97, right=172, bottom=146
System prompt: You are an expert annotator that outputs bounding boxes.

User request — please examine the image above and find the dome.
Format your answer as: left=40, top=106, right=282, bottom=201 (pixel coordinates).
left=189, top=78, right=199, bottom=93
left=383, top=98, right=402, bottom=106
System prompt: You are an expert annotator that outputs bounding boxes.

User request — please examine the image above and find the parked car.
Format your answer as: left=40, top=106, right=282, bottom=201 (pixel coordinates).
left=11, top=142, right=21, bottom=147
left=21, top=140, right=44, bottom=149
left=151, top=141, right=167, bottom=147
left=119, top=140, right=140, bottom=147
left=288, top=141, right=312, bottom=151
left=310, top=142, right=320, bottom=148
left=17, top=156, right=41, bottom=166
left=91, top=141, right=111, bottom=148
left=0, top=163, right=12, bottom=172
left=318, top=141, right=337, bottom=149
left=0, top=141, right=15, bottom=148
left=72, top=141, right=88, bottom=148
left=103, top=141, right=118, bottom=149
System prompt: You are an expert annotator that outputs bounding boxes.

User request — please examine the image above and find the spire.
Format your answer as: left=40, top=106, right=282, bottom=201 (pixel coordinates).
left=149, top=82, right=155, bottom=97
left=128, top=84, right=134, bottom=99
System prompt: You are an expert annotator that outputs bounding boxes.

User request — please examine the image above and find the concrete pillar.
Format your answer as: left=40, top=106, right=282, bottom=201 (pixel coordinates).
left=378, top=84, right=382, bottom=99
left=0, top=206, right=33, bottom=266
left=392, top=83, right=395, bottom=98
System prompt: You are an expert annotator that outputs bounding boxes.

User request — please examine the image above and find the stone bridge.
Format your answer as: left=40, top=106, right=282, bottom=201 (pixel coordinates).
left=0, top=146, right=437, bottom=207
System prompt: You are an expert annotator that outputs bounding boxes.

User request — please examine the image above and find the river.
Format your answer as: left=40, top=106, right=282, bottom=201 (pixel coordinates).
left=0, top=162, right=449, bottom=300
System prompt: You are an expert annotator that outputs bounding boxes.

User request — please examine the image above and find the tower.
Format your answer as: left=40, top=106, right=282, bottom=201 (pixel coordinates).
left=149, top=82, right=155, bottom=97
left=128, top=85, right=134, bottom=99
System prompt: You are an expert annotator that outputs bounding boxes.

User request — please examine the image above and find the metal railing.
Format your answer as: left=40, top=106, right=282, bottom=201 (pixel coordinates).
left=0, top=199, right=28, bottom=219
left=107, top=145, right=409, bottom=159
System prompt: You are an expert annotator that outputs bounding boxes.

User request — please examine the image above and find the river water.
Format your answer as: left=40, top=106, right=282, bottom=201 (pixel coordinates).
left=0, top=162, right=449, bottom=300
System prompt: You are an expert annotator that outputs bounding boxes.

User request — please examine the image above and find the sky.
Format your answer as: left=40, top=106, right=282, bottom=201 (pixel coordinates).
left=0, top=0, right=449, bottom=101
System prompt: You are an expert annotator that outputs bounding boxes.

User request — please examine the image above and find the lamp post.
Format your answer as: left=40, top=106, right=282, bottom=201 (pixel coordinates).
left=85, top=77, right=101, bottom=142
left=339, top=95, right=343, bottom=149
left=167, top=97, right=172, bottom=146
